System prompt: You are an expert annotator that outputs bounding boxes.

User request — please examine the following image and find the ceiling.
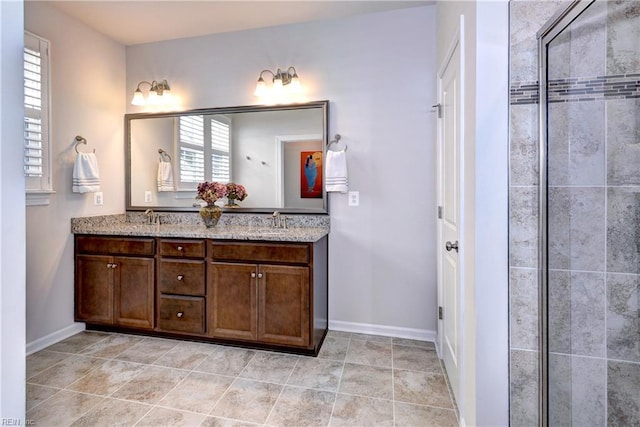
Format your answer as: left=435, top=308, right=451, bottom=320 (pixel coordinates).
left=48, top=1, right=432, bottom=46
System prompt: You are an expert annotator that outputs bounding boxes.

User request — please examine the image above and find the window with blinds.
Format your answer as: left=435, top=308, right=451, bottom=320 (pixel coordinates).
left=177, top=115, right=231, bottom=189
left=24, top=32, right=51, bottom=193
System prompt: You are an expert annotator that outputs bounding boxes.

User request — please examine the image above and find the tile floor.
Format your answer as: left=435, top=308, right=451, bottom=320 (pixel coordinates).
left=26, top=330, right=458, bottom=426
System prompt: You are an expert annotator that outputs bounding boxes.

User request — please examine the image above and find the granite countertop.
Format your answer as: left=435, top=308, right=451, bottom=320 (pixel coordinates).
left=71, top=213, right=330, bottom=243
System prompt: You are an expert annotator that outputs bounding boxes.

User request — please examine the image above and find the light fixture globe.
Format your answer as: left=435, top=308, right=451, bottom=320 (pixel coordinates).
left=254, top=77, right=266, bottom=97
left=131, top=88, right=145, bottom=106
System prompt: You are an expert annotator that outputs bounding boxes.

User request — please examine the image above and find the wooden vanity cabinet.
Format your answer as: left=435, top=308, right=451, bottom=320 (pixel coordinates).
left=209, top=240, right=323, bottom=351
left=75, top=236, right=155, bottom=329
left=157, top=239, right=206, bottom=335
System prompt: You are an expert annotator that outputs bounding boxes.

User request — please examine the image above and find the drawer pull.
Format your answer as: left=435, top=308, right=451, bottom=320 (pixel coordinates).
left=177, top=246, right=184, bottom=251
left=176, top=312, right=184, bottom=318
left=177, top=275, right=184, bottom=281
left=251, top=272, right=256, bottom=278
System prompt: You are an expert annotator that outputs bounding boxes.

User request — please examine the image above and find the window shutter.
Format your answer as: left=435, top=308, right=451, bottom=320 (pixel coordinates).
left=24, top=35, right=48, bottom=183
left=179, top=115, right=205, bottom=183
left=210, top=119, right=230, bottom=183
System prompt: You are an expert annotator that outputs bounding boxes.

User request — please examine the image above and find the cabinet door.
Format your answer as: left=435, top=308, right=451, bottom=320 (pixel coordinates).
left=258, top=265, right=310, bottom=347
left=76, top=254, right=114, bottom=324
left=114, top=256, right=154, bottom=329
left=209, top=262, right=257, bottom=341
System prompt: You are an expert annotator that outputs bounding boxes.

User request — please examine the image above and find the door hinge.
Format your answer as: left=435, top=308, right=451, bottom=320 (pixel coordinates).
left=437, top=206, right=443, bottom=219
left=438, top=306, right=443, bottom=320
left=432, top=103, right=442, bottom=118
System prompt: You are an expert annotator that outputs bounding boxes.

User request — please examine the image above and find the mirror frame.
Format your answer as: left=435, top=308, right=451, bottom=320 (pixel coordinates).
left=125, top=100, right=329, bottom=214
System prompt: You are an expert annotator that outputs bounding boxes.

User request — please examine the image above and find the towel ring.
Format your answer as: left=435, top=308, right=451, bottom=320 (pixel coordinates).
left=327, top=134, right=347, bottom=152
left=158, top=148, right=172, bottom=162
left=74, top=135, right=94, bottom=153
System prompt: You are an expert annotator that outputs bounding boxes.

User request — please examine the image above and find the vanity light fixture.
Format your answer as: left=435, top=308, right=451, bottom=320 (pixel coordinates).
left=131, top=79, right=171, bottom=106
left=254, top=67, right=301, bottom=97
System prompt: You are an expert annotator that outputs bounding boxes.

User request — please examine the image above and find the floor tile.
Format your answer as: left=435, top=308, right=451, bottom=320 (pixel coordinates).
left=394, top=401, right=458, bottom=426
left=114, top=337, right=178, bottom=364
left=136, top=406, right=207, bottom=427
left=158, top=371, right=234, bottom=414
left=211, top=378, right=282, bottom=424
left=46, top=331, right=110, bottom=354
left=329, top=394, right=393, bottom=427
left=195, top=346, right=256, bottom=377
left=326, top=330, right=351, bottom=339
left=393, top=345, right=442, bottom=373
left=78, top=334, right=142, bottom=359
left=200, top=417, right=260, bottom=426
left=153, top=341, right=216, bottom=370
left=338, top=363, right=393, bottom=400
left=394, top=369, right=453, bottom=409
left=110, top=365, right=187, bottom=404
left=266, top=386, right=335, bottom=427
left=26, top=350, right=70, bottom=379
left=67, top=359, right=145, bottom=396
left=28, top=355, right=103, bottom=389
left=317, top=337, right=349, bottom=361
left=239, top=352, right=299, bottom=384
left=26, top=390, right=104, bottom=426
left=287, top=357, right=343, bottom=392
left=345, top=339, right=392, bottom=367
left=392, top=337, right=436, bottom=350
left=69, top=397, right=151, bottom=427
left=26, top=383, right=59, bottom=411
left=349, top=333, right=392, bottom=343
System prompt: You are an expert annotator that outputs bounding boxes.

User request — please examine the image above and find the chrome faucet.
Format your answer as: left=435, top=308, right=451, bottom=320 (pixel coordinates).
left=144, top=209, right=156, bottom=225
left=272, top=210, right=281, bottom=228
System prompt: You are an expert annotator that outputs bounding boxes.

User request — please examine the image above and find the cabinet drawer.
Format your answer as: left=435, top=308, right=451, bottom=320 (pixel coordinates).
left=159, top=239, right=206, bottom=258
left=210, top=241, right=309, bottom=264
left=158, top=260, right=205, bottom=296
left=76, top=236, right=154, bottom=256
left=158, top=295, right=205, bottom=334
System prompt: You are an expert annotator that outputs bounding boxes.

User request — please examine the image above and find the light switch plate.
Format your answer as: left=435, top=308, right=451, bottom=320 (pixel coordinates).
left=348, top=191, right=359, bottom=206
left=94, top=192, right=103, bottom=206
left=144, top=191, right=152, bottom=203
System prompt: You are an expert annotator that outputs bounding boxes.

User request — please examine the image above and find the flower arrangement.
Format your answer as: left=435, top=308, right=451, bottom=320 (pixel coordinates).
left=196, top=181, right=227, bottom=206
left=225, top=183, right=248, bottom=201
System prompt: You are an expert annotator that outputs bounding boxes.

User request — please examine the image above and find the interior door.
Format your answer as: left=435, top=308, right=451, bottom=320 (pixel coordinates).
left=437, top=28, right=463, bottom=406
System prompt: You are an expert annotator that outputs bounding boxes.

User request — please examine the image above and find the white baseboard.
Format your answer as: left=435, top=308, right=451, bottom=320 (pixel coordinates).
left=26, top=323, right=85, bottom=355
left=328, top=320, right=436, bottom=342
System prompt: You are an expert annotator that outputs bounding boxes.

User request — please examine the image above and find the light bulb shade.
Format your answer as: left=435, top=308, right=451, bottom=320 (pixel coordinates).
left=131, top=89, right=145, bottom=106
left=290, top=75, right=301, bottom=92
left=273, top=78, right=284, bottom=93
left=254, top=78, right=266, bottom=97
left=147, top=90, right=159, bottom=105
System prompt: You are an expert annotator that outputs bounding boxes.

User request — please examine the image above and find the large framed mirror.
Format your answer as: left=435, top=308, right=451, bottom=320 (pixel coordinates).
left=125, top=100, right=329, bottom=213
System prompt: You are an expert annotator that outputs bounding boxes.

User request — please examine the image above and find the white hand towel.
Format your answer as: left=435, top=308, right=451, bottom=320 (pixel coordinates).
left=72, top=152, right=101, bottom=193
left=325, top=149, right=348, bottom=193
left=157, top=161, right=174, bottom=192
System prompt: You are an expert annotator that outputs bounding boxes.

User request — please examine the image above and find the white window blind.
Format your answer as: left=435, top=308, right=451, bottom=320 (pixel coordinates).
left=24, top=32, right=51, bottom=193
left=177, top=115, right=231, bottom=189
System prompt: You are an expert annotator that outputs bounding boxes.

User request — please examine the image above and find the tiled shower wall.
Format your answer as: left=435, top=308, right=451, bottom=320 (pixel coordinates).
left=509, top=0, right=640, bottom=425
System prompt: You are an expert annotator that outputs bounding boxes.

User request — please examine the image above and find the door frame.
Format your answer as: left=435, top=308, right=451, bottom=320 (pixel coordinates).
left=436, top=14, right=465, bottom=410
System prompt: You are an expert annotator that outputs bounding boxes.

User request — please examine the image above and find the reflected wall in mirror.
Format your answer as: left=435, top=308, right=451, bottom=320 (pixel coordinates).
left=126, top=101, right=329, bottom=213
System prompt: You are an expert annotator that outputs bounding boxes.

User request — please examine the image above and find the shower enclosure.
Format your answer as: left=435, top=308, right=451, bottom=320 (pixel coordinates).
left=538, top=0, right=639, bottom=425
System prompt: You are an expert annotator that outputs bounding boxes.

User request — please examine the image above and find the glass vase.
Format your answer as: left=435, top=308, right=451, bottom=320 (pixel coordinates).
left=199, top=205, right=222, bottom=228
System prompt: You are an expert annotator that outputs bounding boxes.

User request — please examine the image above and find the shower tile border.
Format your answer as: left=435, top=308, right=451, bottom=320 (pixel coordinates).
left=510, top=73, right=640, bottom=105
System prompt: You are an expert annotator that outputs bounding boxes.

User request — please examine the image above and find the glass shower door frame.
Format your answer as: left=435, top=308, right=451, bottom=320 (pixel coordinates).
left=537, top=1, right=596, bottom=426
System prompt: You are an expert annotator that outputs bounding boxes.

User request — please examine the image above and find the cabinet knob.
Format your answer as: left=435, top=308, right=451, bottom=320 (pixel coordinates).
left=251, top=272, right=256, bottom=278
left=177, top=275, right=184, bottom=281
left=257, top=273, right=263, bottom=279
left=176, top=312, right=184, bottom=318
left=111, top=263, right=117, bottom=269
left=177, top=246, right=184, bottom=251
left=106, top=263, right=112, bottom=268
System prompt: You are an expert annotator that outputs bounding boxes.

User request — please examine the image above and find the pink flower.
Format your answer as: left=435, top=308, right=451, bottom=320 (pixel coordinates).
left=225, top=183, right=248, bottom=201
left=196, top=181, right=227, bottom=205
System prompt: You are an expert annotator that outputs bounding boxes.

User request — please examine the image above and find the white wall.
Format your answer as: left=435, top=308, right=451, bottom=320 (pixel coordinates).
left=24, top=1, right=126, bottom=348
left=127, top=5, right=438, bottom=336
left=436, top=1, right=509, bottom=425
left=0, top=0, right=26, bottom=417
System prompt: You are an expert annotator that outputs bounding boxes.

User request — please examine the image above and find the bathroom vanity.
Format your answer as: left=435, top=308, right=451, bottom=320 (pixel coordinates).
left=72, top=213, right=329, bottom=355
